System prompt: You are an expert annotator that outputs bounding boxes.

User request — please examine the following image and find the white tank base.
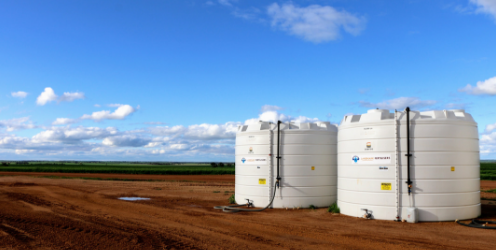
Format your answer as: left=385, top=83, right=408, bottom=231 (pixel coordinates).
left=236, top=194, right=336, bottom=209
left=338, top=201, right=481, bottom=222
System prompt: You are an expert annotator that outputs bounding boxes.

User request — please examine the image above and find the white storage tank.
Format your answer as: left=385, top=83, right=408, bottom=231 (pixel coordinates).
left=338, top=109, right=480, bottom=221
left=235, top=121, right=337, bottom=208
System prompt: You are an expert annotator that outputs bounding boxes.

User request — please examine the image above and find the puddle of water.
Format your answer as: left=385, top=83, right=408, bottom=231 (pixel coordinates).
left=118, top=197, right=151, bottom=201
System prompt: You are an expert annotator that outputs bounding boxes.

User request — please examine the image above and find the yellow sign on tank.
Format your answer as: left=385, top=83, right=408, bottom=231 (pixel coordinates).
left=381, top=183, right=392, bottom=190
left=258, top=178, right=266, bottom=185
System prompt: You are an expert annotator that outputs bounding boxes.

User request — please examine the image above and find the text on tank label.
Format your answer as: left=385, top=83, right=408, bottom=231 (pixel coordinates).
left=258, top=179, right=266, bottom=185
left=351, top=154, right=391, bottom=164
left=240, top=157, right=267, bottom=165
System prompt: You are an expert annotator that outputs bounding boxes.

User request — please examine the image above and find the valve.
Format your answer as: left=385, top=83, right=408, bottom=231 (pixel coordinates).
left=361, top=208, right=373, bottom=219
left=245, top=199, right=253, bottom=207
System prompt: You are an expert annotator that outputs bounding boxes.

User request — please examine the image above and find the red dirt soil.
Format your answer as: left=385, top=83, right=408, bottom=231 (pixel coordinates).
left=0, top=172, right=235, bottom=182
left=0, top=175, right=495, bottom=250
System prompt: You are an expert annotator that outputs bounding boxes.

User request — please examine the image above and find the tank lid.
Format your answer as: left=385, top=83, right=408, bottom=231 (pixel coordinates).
left=340, top=109, right=476, bottom=126
left=367, top=109, right=389, bottom=113
left=238, top=121, right=337, bottom=132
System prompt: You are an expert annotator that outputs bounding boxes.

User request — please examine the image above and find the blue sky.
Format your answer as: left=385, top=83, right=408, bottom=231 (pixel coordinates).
left=1, top=0, right=496, bottom=161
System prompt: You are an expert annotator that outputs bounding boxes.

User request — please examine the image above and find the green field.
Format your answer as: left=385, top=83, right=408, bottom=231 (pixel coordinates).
left=0, top=162, right=235, bottom=175
left=0, top=162, right=495, bottom=179
left=481, top=162, right=496, bottom=180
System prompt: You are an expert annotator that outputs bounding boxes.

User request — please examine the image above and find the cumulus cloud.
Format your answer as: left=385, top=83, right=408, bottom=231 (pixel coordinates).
left=359, top=97, right=437, bottom=110
left=0, top=105, right=325, bottom=160
left=36, top=87, right=58, bottom=105
left=486, top=123, right=496, bottom=133
left=11, top=91, right=28, bottom=98
left=36, top=87, right=85, bottom=105
left=102, top=135, right=151, bottom=147
left=218, top=0, right=236, bottom=6
left=59, top=92, right=85, bottom=102
left=245, top=110, right=319, bottom=124
left=0, top=117, right=36, bottom=131
left=470, top=0, right=496, bottom=19
left=260, top=105, right=284, bottom=113
left=148, top=122, right=241, bottom=141
left=81, top=105, right=137, bottom=121
left=459, top=76, right=496, bottom=95
left=480, top=130, right=496, bottom=155
left=52, top=118, right=78, bottom=125
left=267, top=3, right=366, bottom=43
left=107, top=103, right=125, bottom=107
left=32, top=126, right=118, bottom=144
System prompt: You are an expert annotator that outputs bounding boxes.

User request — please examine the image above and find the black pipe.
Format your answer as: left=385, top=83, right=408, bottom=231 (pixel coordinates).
left=405, top=107, right=413, bottom=195
left=276, top=120, right=282, bottom=188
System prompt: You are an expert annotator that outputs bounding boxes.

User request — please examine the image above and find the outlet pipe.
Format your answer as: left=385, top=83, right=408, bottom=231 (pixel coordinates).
left=214, top=120, right=282, bottom=213
left=405, top=107, right=413, bottom=195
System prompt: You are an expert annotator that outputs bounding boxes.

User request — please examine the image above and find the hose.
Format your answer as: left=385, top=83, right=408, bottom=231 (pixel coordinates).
left=216, top=182, right=278, bottom=213
left=457, top=219, right=496, bottom=229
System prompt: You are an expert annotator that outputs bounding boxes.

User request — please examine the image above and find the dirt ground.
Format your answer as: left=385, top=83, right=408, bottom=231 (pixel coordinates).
left=0, top=175, right=495, bottom=250
left=0, top=172, right=235, bottom=182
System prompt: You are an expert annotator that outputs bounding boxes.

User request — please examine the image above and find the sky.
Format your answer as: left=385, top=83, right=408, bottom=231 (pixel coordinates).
left=1, top=0, right=496, bottom=161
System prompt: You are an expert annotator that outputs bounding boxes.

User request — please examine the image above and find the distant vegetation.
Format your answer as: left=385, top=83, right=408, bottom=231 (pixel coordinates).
left=481, top=162, right=496, bottom=180
left=0, top=161, right=495, bottom=179
left=0, top=161, right=235, bottom=175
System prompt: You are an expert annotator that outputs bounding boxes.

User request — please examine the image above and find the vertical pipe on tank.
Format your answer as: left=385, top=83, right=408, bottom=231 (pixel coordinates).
left=405, top=107, right=413, bottom=195
left=276, top=121, right=282, bottom=188
left=394, top=110, right=400, bottom=221
left=269, top=125, right=273, bottom=207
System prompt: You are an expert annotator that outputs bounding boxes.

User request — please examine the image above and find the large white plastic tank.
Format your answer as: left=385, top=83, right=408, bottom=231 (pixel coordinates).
left=235, top=121, right=337, bottom=208
left=338, top=109, right=480, bottom=221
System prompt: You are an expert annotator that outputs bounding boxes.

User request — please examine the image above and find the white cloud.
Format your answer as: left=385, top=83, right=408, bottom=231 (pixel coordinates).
left=359, top=97, right=437, bottom=110
left=59, top=92, right=85, bottom=102
left=107, top=103, right=125, bottom=107
left=0, top=117, right=36, bottom=131
left=218, top=0, right=236, bottom=6
left=81, top=105, right=137, bottom=121
left=260, top=105, right=284, bottom=113
left=36, top=88, right=85, bottom=105
left=36, top=87, right=58, bottom=105
left=267, top=3, right=366, bottom=43
left=32, top=126, right=118, bottom=144
left=470, top=0, right=496, bottom=19
left=486, top=123, right=496, bottom=133
left=15, top=149, right=35, bottom=154
left=94, top=104, right=101, bottom=107
left=0, top=105, right=325, bottom=160
left=245, top=110, right=319, bottom=124
left=52, top=118, right=78, bottom=125
left=459, top=76, right=496, bottom=95
left=148, top=122, right=241, bottom=140
left=102, top=135, right=151, bottom=147
left=11, top=91, right=28, bottom=98
left=446, top=103, right=467, bottom=110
